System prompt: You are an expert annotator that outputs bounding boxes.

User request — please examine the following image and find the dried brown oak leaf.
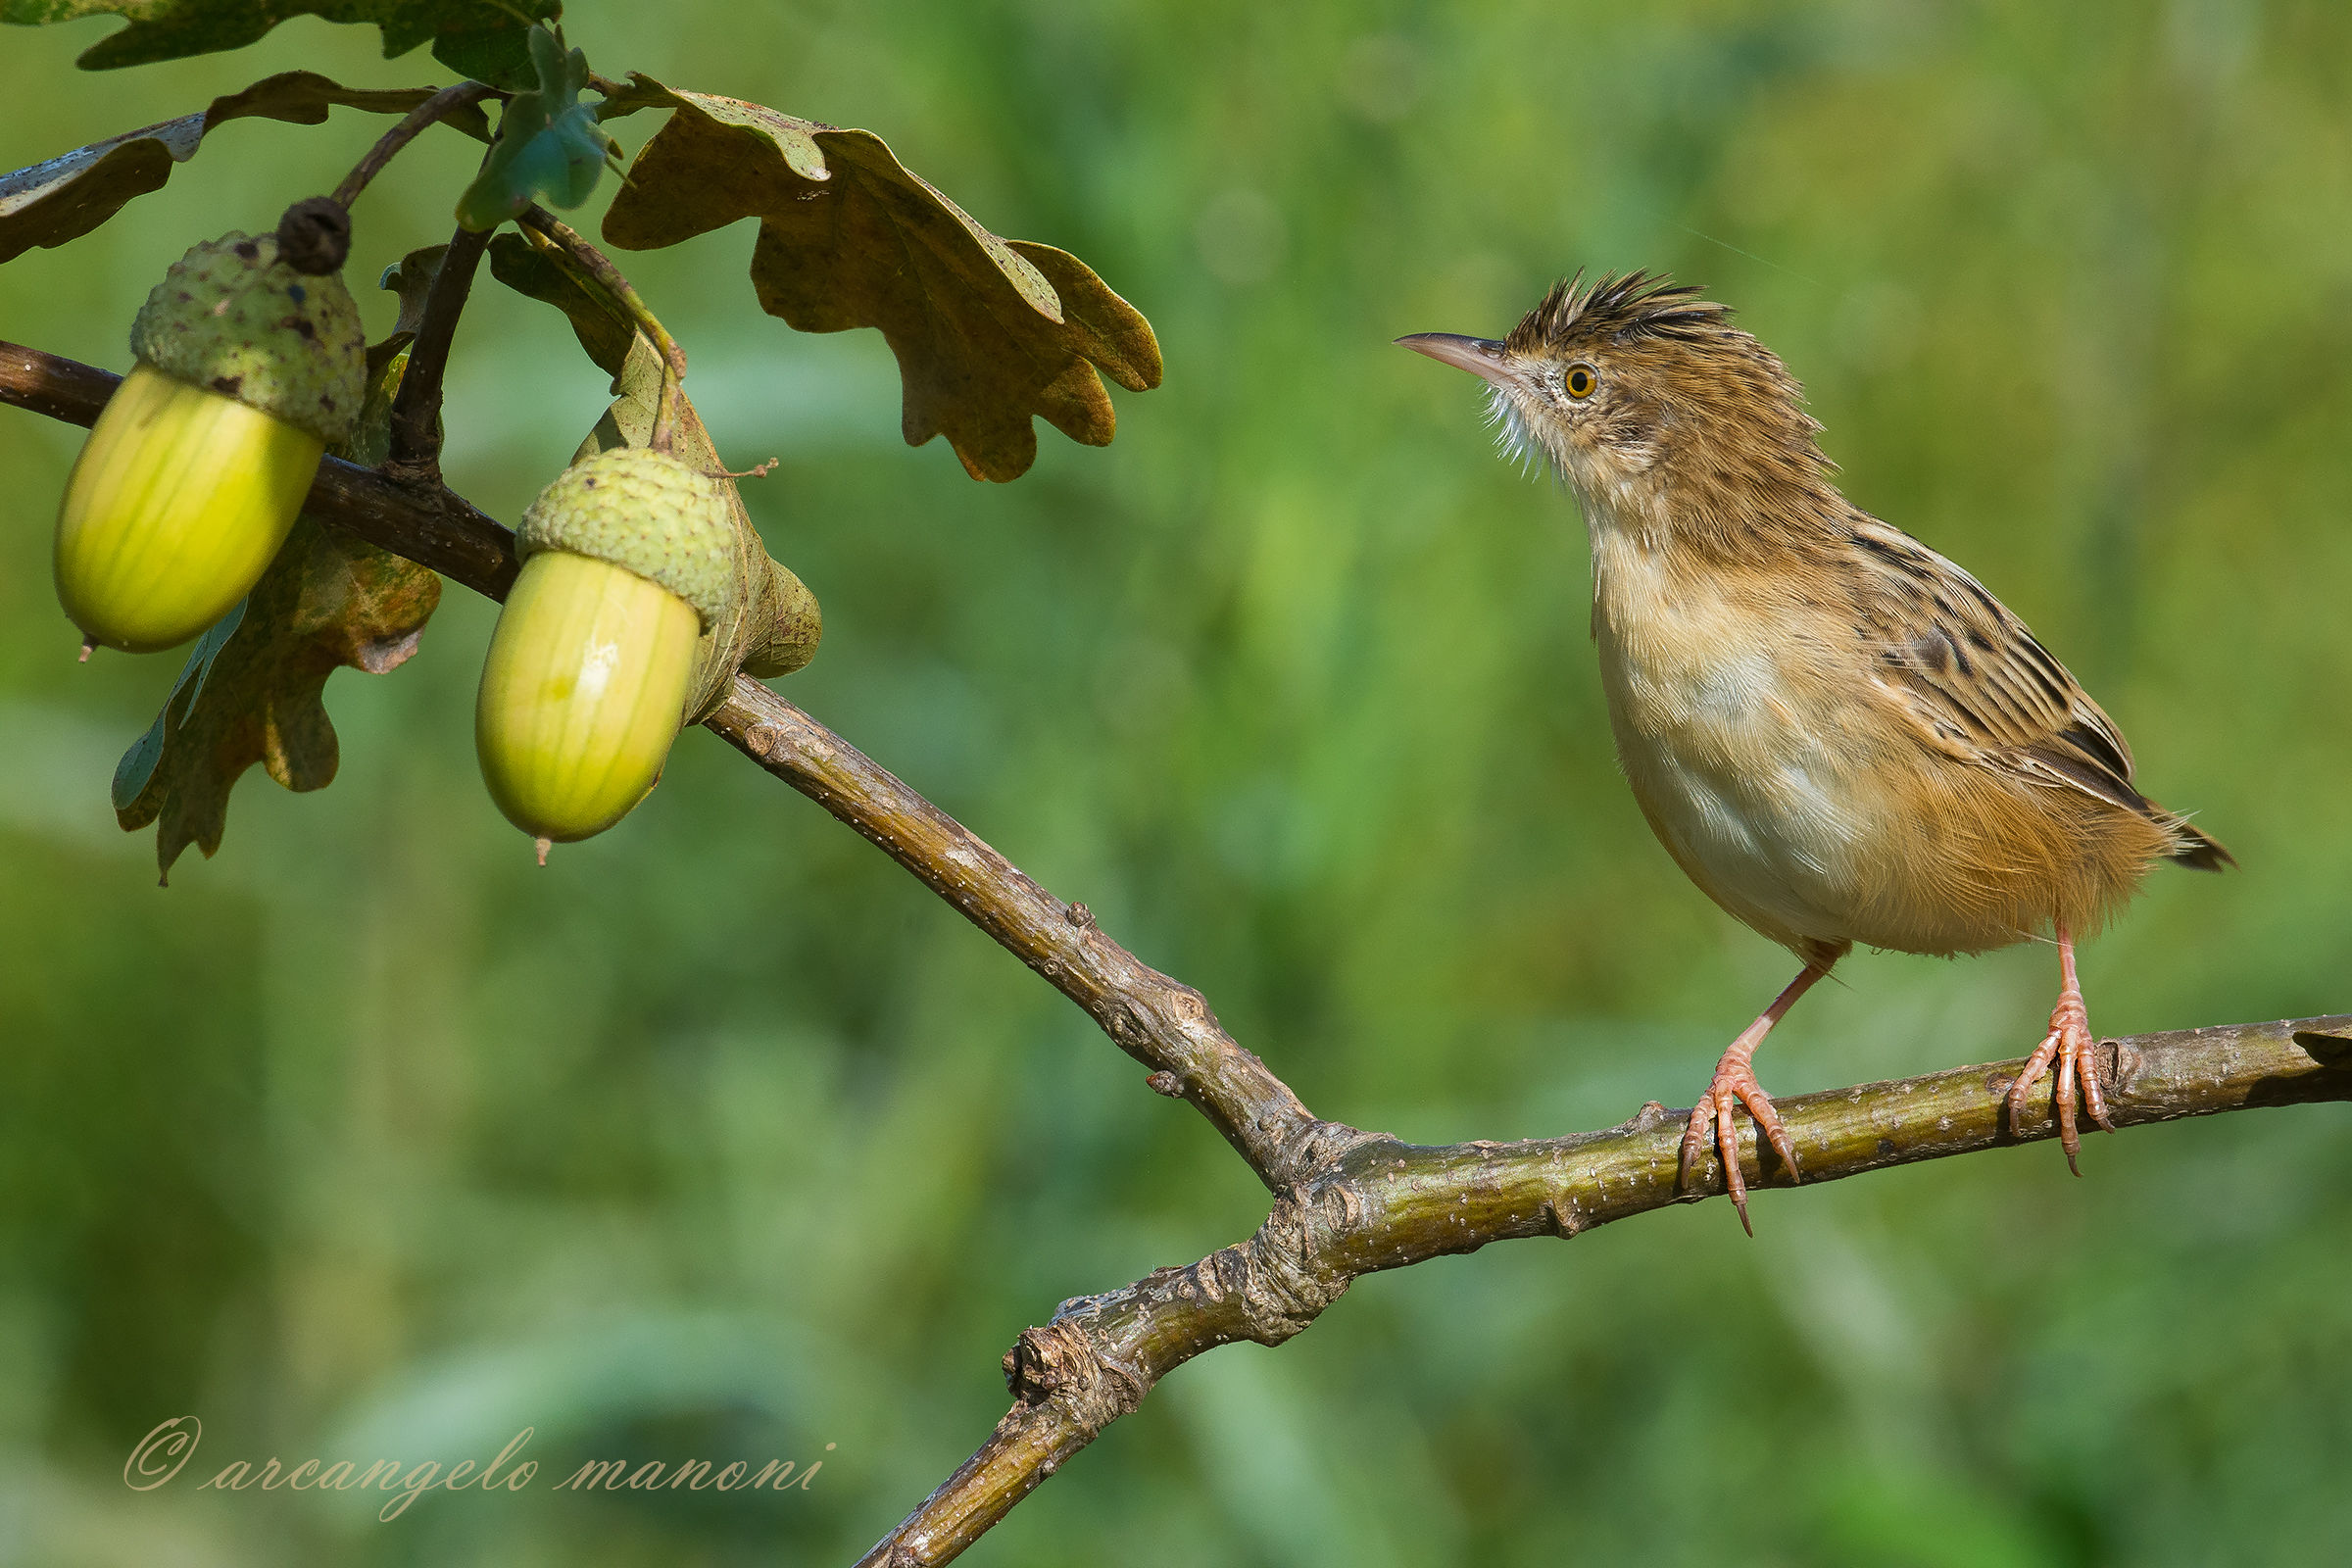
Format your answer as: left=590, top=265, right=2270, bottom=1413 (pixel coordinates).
left=1, top=0, right=555, bottom=88
left=112, top=520, right=441, bottom=880
left=599, top=75, right=1161, bottom=482
left=113, top=350, right=441, bottom=881
left=0, top=71, right=490, bottom=265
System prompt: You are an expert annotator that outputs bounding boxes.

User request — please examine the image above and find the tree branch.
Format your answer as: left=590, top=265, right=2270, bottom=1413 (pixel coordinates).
left=2, top=339, right=2344, bottom=1566
left=854, top=1013, right=2352, bottom=1566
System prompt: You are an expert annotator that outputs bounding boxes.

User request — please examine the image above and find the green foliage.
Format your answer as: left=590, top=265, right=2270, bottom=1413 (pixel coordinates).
left=0, top=0, right=559, bottom=86
left=452, top=22, right=612, bottom=229
left=0, top=71, right=485, bottom=265
left=602, top=76, right=1163, bottom=480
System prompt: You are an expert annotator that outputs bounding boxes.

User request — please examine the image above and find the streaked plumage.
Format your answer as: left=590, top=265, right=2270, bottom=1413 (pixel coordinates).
left=1402, top=272, right=2228, bottom=1230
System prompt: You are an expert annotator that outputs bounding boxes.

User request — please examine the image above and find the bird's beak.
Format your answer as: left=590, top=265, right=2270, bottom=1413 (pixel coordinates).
left=1396, top=332, right=1521, bottom=391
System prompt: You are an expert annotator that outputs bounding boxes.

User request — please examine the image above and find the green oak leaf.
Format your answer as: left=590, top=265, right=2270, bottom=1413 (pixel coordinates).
left=113, top=348, right=442, bottom=881
left=599, top=75, right=1162, bottom=483
left=0, top=0, right=560, bottom=88
left=0, top=71, right=489, bottom=265
left=454, top=22, right=612, bottom=229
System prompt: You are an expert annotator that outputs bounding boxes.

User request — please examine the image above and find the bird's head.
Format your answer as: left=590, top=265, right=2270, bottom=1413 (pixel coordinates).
left=1400, top=271, right=1834, bottom=546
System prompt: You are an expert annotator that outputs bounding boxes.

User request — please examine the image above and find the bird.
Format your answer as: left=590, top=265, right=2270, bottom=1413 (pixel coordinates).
left=1399, top=271, right=2230, bottom=1233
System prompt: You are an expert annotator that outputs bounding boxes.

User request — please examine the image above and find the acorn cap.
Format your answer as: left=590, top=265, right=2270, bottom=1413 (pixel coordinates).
left=516, top=446, right=737, bottom=628
left=128, top=232, right=366, bottom=447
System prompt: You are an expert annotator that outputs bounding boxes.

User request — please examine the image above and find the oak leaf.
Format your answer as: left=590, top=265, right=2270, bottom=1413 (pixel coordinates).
left=0, top=71, right=490, bottom=265
left=599, top=76, right=1161, bottom=482
left=111, top=517, right=441, bottom=880
left=0, top=0, right=558, bottom=87
left=454, top=24, right=614, bottom=229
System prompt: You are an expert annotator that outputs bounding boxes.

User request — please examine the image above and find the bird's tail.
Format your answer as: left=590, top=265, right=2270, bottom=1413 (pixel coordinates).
left=2166, top=815, right=2235, bottom=872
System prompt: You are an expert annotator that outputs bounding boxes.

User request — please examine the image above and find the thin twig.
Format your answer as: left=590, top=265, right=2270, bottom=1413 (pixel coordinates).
left=516, top=204, right=686, bottom=452
left=329, top=81, right=504, bottom=210
left=1, top=340, right=2344, bottom=1568
left=0, top=341, right=115, bottom=426
left=385, top=226, right=493, bottom=474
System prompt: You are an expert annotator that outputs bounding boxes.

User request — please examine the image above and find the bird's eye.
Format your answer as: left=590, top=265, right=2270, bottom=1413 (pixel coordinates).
left=1564, top=365, right=1597, bottom=400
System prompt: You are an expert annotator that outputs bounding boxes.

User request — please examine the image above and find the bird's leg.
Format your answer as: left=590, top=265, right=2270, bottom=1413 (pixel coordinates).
left=1677, top=959, right=1832, bottom=1234
left=2003, top=920, right=2117, bottom=1174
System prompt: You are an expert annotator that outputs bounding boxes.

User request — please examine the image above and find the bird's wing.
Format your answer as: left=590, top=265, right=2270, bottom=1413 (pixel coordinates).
left=1843, top=515, right=2227, bottom=868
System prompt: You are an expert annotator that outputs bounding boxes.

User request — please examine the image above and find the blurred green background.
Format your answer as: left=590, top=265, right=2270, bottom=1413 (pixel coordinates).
left=4, top=2, right=2350, bottom=1564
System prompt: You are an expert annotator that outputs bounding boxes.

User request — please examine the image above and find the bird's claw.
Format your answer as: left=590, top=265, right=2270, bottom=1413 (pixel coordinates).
left=1677, top=1057, right=1799, bottom=1234
left=2006, top=991, right=2115, bottom=1172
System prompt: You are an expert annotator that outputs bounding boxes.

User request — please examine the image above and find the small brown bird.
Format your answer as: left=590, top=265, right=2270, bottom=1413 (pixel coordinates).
left=1402, top=272, right=2230, bottom=1232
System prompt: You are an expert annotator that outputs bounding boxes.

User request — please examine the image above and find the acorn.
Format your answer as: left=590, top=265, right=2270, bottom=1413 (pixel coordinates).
left=475, top=445, right=738, bottom=854
left=55, top=206, right=365, bottom=654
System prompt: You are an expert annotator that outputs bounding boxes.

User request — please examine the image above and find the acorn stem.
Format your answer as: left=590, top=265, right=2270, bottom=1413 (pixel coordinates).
left=331, top=81, right=505, bottom=210
left=516, top=205, right=687, bottom=452
left=386, top=225, right=492, bottom=472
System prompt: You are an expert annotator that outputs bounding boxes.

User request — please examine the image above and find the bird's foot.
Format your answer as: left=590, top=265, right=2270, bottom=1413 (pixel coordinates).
left=2004, top=987, right=2116, bottom=1174
left=1677, top=1052, right=1800, bottom=1236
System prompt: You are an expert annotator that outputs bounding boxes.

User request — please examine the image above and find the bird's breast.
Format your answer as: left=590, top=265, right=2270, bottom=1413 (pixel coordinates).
left=1589, top=530, right=1878, bottom=950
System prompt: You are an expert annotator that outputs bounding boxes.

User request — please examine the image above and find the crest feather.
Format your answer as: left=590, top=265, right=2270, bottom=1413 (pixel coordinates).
left=1504, top=270, right=1730, bottom=354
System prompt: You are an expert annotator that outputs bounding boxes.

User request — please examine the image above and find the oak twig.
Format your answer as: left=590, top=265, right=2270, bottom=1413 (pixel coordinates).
left=2, top=340, right=2344, bottom=1568
left=329, top=81, right=503, bottom=210
left=384, top=226, right=492, bottom=473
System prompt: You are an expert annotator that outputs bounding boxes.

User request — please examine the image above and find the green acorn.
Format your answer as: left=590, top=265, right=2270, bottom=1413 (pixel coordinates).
left=55, top=211, right=365, bottom=655
left=476, top=445, right=739, bottom=855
